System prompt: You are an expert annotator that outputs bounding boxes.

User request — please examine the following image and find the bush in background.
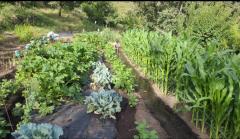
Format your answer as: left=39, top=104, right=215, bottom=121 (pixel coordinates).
left=184, top=2, right=237, bottom=47
left=81, top=2, right=118, bottom=26
left=137, top=1, right=185, bottom=34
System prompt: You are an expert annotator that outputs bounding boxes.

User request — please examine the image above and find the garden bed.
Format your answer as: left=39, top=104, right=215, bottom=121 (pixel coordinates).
left=118, top=49, right=209, bottom=139
left=1, top=31, right=212, bottom=139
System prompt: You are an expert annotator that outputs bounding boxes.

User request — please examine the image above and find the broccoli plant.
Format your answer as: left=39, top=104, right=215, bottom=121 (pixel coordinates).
left=84, top=89, right=122, bottom=119
left=91, top=61, right=112, bottom=89
left=11, top=123, right=63, bottom=139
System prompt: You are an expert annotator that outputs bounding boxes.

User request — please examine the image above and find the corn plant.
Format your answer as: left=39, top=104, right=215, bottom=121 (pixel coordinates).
left=122, top=30, right=199, bottom=95
left=122, top=29, right=240, bottom=138
left=178, top=47, right=240, bottom=139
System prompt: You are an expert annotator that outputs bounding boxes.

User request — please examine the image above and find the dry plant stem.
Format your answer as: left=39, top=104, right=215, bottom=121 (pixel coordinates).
left=4, top=104, right=13, bottom=131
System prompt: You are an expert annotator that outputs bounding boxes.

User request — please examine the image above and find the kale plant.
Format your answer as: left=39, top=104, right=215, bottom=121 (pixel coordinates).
left=91, top=61, right=112, bottom=89
left=84, top=89, right=122, bottom=119
left=11, top=123, right=63, bottom=139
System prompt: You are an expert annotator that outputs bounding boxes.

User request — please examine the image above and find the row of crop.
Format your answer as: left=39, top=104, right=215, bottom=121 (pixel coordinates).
left=0, top=35, right=99, bottom=138
left=75, top=31, right=159, bottom=139
left=0, top=30, right=154, bottom=139
left=16, top=38, right=98, bottom=123
left=121, top=29, right=240, bottom=139
left=74, top=31, right=138, bottom=107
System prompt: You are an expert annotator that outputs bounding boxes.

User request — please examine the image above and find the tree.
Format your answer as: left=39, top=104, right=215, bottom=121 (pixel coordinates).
left=81, top=2, right=118, bottom=25
left=59, top=1, right=63, bottom=17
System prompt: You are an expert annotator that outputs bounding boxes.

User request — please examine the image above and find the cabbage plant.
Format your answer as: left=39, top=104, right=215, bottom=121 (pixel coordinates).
left=84, top=89, right=122, bottom=119
left=91, top=61, right=112, bottom=89
left=11, top=123, right=63, bottom=139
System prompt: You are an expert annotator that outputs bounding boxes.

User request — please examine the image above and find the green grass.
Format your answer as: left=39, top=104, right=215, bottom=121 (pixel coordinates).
left=0, top=34, right=5, bottom=42
left=0, top=2, right=136, bottom=43
left=1, top=6, right=105, bottom=40
left=30, top=8, right=105, bottom=32
left=14, top=24, right=48, bottom=43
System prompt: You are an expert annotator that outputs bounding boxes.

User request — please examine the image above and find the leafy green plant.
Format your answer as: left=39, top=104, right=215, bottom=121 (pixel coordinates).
left=91, top=61, right=112, bottom=89
left=12, top=103, right=24, bottom=117
left=128, top=93, right=138, bottom=108
left=103, top=44, right=137, bottom=107
left=177, top=49, right=240, bottom=139
left=134, top=121, right=158, bottom=139
left=0, top=113, right=9, bottom=138
left=11, top=123, right=63, bottom=139
left=0, top=79, right=19, bottom=137
left=76, top=32, right=138, bottom=108
left=0, top=79, right=19, bottom=105
left=14, top=36, right=98, bottom=122
left=84, top=89, right=122, bottom=119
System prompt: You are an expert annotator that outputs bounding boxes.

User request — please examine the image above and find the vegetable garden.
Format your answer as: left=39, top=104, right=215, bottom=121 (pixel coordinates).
left=1, top=1, right=240, bottom=139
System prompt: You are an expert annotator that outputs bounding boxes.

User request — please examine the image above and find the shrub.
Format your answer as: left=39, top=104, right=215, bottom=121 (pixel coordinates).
left=119, top=11, right=145, bottom=30
left=137, top=1, right=185, bottom=34
left=0, top=4, right=39, bottom=30
left=0, top=3, right=16, bottom=30
left=184, top=2, right=237, bottom=47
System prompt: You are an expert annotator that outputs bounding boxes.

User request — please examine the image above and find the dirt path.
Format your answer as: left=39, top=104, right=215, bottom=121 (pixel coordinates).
left=135, top=94, right=169, bottom=138
left=0, top=32, right=22, bottom=51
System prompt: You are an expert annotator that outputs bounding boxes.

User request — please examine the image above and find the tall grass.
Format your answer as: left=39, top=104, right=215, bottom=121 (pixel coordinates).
left=14, top=24, right=46, bottom=43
